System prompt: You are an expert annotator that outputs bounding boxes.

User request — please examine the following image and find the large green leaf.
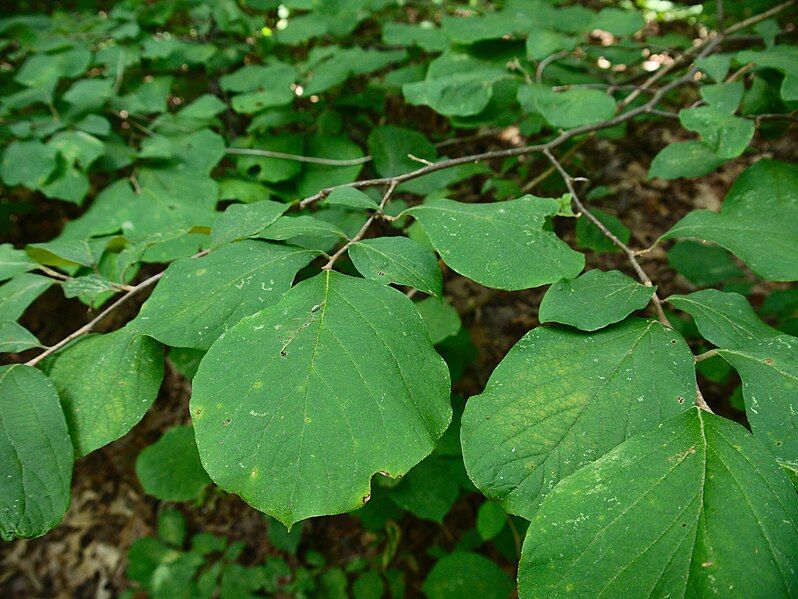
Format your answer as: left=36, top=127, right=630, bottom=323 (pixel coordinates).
left=0, top=364, right=73, bottom=541
left=130, top=241, right=318, bottom=349
left=349, top=236, right=442, bottom=298
left=518, top=408, right=798, bottom=598
left=135, top=425, right=211, bottom=502
left=49, top=327, right=164, bottom=456
left=405, top=196, right=584, bottom=290
left=190, top=271, right=451, bottom=526
left=539, top=270, right=654, bottom=331
left=461, top=318, right=695, bottom=518
left=667, top=289, right=781, bottom=348
left=662, top=159, right=798, bottom=281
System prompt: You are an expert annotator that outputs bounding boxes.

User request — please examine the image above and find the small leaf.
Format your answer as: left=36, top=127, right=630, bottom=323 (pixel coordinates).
left=0, top=364, right=73, bottom=541
left=388, top=456, right=462, bottom=522
left=666, top=241, right=744, bottom=286
left=539, top=270, right=655, bottom=331
left=518, top=409, right=798, bottom=598
left=415, top=297, right=461, bottom=345
left=130, top=241, right=318, bottom=349
left=349, top=236, right=442, bottom=298
left=649, top=141, right=724, bottom=180
left=0, top=140, right=57, bottom=188
left=405, top=196, right=584, bottom=290
left=136, top=425, right=211, bottom=501
left=574, top=208, right=629, bottom=253
left=0, top=321, right=41, bottom=353
left=423, top=552, right=512, bottom=599
left=518, top=84, right=616, bottom=128
left=211, top=200, right=289, bottom=248
left=324, top=187, right=379, bottom=210
left=461, top=318, right=695, bottom=518
left=190, top=271, right=452, bottom=526
left=367, top=124, right=436, bottom=178
left=259, top=215, right=347, bottom=241
left=679, top=106, right=755, bottom=159
left=696, top=54, right=732, bottom=82
left=662, top=159, right=798, bottom=281
left=526, top=30, right=575, bottom=61
left=476, top=501, right=506, bottom=541
left=49, top=327, right=164, bottom=456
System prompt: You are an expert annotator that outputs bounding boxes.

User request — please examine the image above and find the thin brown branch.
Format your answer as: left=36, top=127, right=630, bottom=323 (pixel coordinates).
left=321, top=181, right=399, bottom=271
left=25, top=250, right=210, bottom=366
left=543, top=147, right=672, bottom=328
left=225, top=147, right=372, bottom=166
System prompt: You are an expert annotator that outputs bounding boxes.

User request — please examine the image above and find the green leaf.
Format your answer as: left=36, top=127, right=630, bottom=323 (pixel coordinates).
left=388, top=456, right=462, bottom=522
left=716, top=336, right=798, bottom=467
left=667, top=289, right=781, bottom=348
left=737, top=45, right=798, bottom=102
left=539, top=270, right=655, bottom=331
left=590, top=7, right=644, bottom=36
left=130, top=241, right=318, bottom=350
left=518, top=84, right=616, bottom=129
left=136, top=425, right=211, bottom=501
left=0, top=364, right=73, bottom=541
left=461, top=318, right=695, bottom=518
left=0, top=321, right=41, bottom=353
left=48, top=327, right=164, bottom=456
left=679, top=107, right=755, bottom=159
left=405, top=196, right=584, bottom=290
left=403, top=69, right=505, bottom=117
left=1, top=140, right=57, bottom=188
left=324, top=187, right=379, bottom=210
left=526, top=30, right=576, bottom=61
left=259, top=215, right=347, bottom=242
left=476, top=501, right=506, bottom=541
left=574, top=208, right=630, bottom=253
left=0, top=244, right=37, bottom=282
left=666, top=241, right=744, bottom=286
left=190, top=271, right=452, bottom=526
left=349, top=237, right=442, bottom=298
left=26, top=239, right=98, bottom=268
left=0, top=273, right=53, bottom=321
left=518, top=408, right=798, bottom=598
left=649, top=141, right=724, bottom=180
left=367, top=125, right=436, bottom=178
left=700, top=81, right=744, bottom=114
left=234, top=135, right=303, bottom=183
left=295, top=134, right=366, bottom=198
left=210, top=200, right=289, bottom=247
left=415, top=297, right=461, bottom=345
left=382, top=22, right=447, bottom=52
left=662, top=159, right=798, bottom=281
left=423, top=552, right=512, bottom=599
left=48, top=130, right=104, bottom=168
left=695, top=54, right=732, bottom=82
